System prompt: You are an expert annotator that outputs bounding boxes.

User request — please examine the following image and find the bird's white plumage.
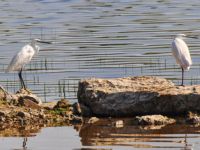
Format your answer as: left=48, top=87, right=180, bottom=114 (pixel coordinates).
left=171, top=35, right=192, bottom=70
left=6, top=38, right=50, bottom=89
left=6, top=44, right=39, bottom=72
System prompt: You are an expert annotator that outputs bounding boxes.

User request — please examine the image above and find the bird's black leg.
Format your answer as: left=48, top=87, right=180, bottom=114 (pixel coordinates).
left=18, top=69, right=26, bottom=89
left=181, top=67, right=184, bottom=86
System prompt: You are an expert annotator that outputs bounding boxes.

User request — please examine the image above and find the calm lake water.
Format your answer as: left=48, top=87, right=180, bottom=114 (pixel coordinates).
left=1, top=0, right=200, bottom=102
left=0, top=0, right=200, bottom=149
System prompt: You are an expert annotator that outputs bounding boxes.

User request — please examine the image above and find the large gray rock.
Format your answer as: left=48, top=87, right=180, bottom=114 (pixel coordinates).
left=78, top=76, right=200, bottom=117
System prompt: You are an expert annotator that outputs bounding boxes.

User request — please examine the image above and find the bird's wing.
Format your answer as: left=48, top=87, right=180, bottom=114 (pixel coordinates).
left=6, top=52, right=22, bottom=72
left=171, top=39, right=192, bottom=70
left=6, top=45, right=35, bottom=72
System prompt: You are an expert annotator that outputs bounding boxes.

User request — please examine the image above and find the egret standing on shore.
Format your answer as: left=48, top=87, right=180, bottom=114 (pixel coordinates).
left=6, top=39, right=51, bottom=89
left=171, top=34, right=192, bottom=86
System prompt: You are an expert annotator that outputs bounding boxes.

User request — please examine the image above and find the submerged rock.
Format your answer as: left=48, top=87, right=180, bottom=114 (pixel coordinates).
left=186, top=112, right=200, bottom=124
left=78, top=76, right=200, bottom=117
left=87, top=117, right=100, bottom=124
left=112, top=120, right=124, bottom=128
left=133, top=115, right=176, bottom=125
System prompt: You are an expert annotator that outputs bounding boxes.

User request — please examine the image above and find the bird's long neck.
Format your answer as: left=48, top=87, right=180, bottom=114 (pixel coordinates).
left=30, top=41, right=39, bottom=53
left=31, top=40, right=36, bottom=47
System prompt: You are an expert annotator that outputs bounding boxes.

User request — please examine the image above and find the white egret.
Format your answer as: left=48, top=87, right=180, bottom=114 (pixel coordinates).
left=171, top=34, right=193, bottom=86
left=6, top=39, right=51, bottom=89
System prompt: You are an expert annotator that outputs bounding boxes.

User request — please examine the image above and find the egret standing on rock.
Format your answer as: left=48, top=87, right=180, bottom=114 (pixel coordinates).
left=6, top=39, right=51, bottom=89
left=171, top=34, right=192, bottom=86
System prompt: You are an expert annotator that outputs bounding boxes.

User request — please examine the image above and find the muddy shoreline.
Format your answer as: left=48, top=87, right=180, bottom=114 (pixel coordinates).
left=0, top=87, right=82, bottom=132
left=1, top=76, right=200, bottom=136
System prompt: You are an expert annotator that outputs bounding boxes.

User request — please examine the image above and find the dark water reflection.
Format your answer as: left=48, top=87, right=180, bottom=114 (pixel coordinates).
left=79, top=119, right=200, bottom=149
left=1, top=120, right=200, bottom=150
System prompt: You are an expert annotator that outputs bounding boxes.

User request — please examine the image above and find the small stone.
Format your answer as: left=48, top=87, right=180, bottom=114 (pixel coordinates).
left=39, top=113, right=46, bottom=119
left=54, top=99, right=70, bottom=109
left=9, top=98, right=18, bottom=105
left=112, top=120, right=123, bottom=128
left=42, top=101, right=57, bottom=110
left=133, top=115, right=176, bottom=125
left=69, top=107, right=73, bottom=112
left=17, top=111, right=31, bottom=118
left=19, top=95, right=42, bottom=105
left=0, top=110, right=6, bottom=117
left=88, top=117, right=99, bottom=124
left=19, top=117, right=25, bottom=126
left=0, top=87, right=6, bottom=100
left=53, top=118, right=61, bottom=122
left=15, top=88, right=42, bottom=105
left=18, top=98, right=41, bottom=110
left=0, top=116, right=6, bottom=122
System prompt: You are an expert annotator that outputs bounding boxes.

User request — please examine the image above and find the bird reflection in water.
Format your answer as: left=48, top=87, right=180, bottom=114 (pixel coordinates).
left=22, top=137, right=28, bottom=150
